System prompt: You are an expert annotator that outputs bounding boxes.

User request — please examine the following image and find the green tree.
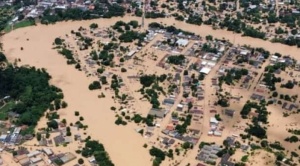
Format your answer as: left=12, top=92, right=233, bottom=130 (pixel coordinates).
left=61, top=101, right=68, bottom=108
left=0, top=65, right=65, bottom=130
left=89, top=23, right=98, bottom=29
left=46, top=132, right=50, bottom=138
left=89, top=81, right=101, bottom=90
left=121, top=68, right=127, bottom=72
left=0, top=52, right=6, bottom=62
left=206, top=35, right=213, bottom=41
left=272, top=92, right=278, bottom=97
left=36, top=133, right=42, bottom=141
left=128, top=20, right=139, bottom=28
left=61, top=119, right=67, bottom=125
left=54, top=38, right=63, bottom=45
left=260, top=140, right=269, bottom=148
left=140, top=75, right=156, bottom=87
left=167, top=55, right=185, bottom=65
left=182, top=142, right=192, bottom=149
left=47, top=120, right=59, bottom=129
left=149, top=147, right=166, bottom=160
left=78, top=158, right=84, bottom=164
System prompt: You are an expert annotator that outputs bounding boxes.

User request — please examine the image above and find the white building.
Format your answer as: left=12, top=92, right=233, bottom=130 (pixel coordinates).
left=176, top=39, right=189, bottom=47
left=200, top=67, right=211, bottom=74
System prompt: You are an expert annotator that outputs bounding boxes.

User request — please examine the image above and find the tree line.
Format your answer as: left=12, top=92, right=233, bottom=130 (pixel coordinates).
left=41, top=4, right=125, bottom=25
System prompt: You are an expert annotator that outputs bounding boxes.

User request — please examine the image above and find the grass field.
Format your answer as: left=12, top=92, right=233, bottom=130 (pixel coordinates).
left=4, top=19, right=36, bottom=33
left=0, top=101, right=15, bottom=120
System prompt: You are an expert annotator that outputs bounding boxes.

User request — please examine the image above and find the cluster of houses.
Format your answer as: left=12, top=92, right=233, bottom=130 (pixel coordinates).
left=269, top=54, right=295, bottom=66
left=207, top=109, right=236, bottom=137
left=0, top=123, right=80, bottom=165
left=149, top=101, right=202, bottom=147
left=13, top=148, right=76, bottom=166
left=149, top=28, right=199, bottom=53
left=151, top=40, right=183, bottom=53
left=6, top=0, right=126, bottom=25
left=160, top=127, right=200, bottom=147
left=148, top=27, right=228, bottom=77
left=197, top=136, right=249, bottom=165
left=0, top=127, right=31, bottom=145
left=146, top=96, right=201, bottom=147
left=198, top=53, right=220, bottom=75
left=197, top=144, right=222, bottom=164
left=230, top=47, right=262, bottom=67
left=208, top=117, right=223, bottom=137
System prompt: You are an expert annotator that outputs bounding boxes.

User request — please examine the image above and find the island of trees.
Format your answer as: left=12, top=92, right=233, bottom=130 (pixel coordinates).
left=0, top=52, right=65, bottom=134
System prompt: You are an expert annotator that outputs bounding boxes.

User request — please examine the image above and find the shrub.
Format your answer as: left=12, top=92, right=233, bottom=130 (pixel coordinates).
left=61, top=101, right=68, bottom=108
left=89, top=23, right=98, bottom=29
left=121, top=68, right=127, bottom=72
left=54, top=38, right=63, bottom=45
left=47, top=120, right=59, bottom=129
left=88, top=81, right=101, bottom=90
left=0, top=52, right=7, bottom=62
left=272, top=92, right=278, bottom=97
left=78, top=158, right=84, bottom=164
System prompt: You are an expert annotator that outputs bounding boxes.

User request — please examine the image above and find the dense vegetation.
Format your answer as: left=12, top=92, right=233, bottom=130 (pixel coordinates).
left=139, top=74, right=167, bottom=108
left=0, top=53, right=63, bottom=133
left=81, top=140, right=114, bottom=166
left=145, top=11, right=166, bottom=18
left=149, top=22, right=195, bottom=36
left=167, top=55, right=186, bottom=65
left=149, top=147, right=166, bottom=166
left=240, top=100, right=269, bottom=139
left=88, top=81, right=101, bottom=90
left=0, top=52, right=7, bottom=62
left=219, top=17, right=266, bottom=39
left=175, top=114, right=192, bottom=134
left=40, top=4, right=125, bottom=25
left=118, top=30, right=145, bottom=43
left=219, top=68, right=249, bottom=86
left=263, top=62, right=286, bottom=90
left=58, top=47, right=76, bottom=64
left=0, top=6, right=14, bottom=31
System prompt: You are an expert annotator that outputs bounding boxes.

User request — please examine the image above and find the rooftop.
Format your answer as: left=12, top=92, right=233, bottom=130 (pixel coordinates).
left=148, top=108, right=167, bottom=118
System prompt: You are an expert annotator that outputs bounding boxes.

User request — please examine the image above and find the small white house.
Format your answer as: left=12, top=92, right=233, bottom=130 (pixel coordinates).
left=176, top=39, right=189, bottom=47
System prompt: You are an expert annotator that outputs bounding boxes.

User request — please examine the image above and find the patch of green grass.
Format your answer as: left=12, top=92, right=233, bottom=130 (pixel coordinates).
left=0, top=101, right=14, bottom=120
left=0, top=101, right=15, bottom=113
left=4, top=19, right=35, bottom=33
left=0, top=112, right=7, bottom=120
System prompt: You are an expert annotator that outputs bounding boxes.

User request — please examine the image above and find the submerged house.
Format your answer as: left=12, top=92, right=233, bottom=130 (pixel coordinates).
left=148, top=108, right=168, bottom=118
